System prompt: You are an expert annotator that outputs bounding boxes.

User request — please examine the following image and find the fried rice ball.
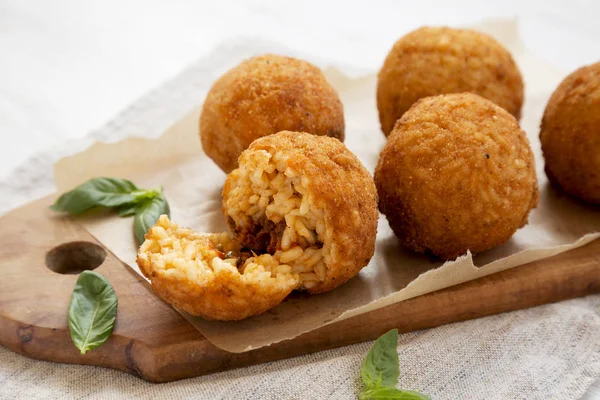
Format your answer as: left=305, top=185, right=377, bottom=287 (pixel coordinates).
left=540, top=62, right=600, bottom=205
left=375, top=93, right=538, bottom=260
left=138, top=132, right=378, bottom=320
left=200, top=54, right=345, bottom=173
left=377, top=27, right=524, bottom=136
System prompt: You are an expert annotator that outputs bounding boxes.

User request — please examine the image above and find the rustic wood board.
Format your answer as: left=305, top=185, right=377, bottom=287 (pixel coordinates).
left=1, top=194, right=599, bottom=383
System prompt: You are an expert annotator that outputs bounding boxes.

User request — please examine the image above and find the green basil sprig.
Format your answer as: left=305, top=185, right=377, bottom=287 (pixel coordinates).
left=68, top=271, right=118, bottom=355
left=133, top=195, right=170, bottom=244
left=359, top=329, right=430, bottom=400
left=50, top=177, right=170, bottom=244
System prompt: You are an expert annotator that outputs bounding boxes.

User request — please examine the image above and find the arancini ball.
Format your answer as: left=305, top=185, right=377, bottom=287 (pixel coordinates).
left=374, top=93, right=538, bottom=260
left=222, top=131, right=379, bottom=295
left=540, top=62, right=600, bottom=205
left=137, top=132, right=378, bottom=320
left=200, top=54, right=345, bottom=173
left=377, top=27, right=524, bottom=136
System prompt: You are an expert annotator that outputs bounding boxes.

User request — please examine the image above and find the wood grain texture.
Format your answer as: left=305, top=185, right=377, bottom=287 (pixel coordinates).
left=0, top=195, right=599, bottom=383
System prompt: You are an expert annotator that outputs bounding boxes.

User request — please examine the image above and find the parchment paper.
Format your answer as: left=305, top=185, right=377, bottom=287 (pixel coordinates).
left=54, top=20, right=600, bottom=353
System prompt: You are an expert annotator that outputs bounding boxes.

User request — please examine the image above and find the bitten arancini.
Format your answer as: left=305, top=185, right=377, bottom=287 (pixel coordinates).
left=223, top=131, right=378, bottom=294
left=200, top=54, right=345, bottom=173
left=540, top=62, right=600, bottom=205
left=377, top=27, right=524, bottom=136
left=375, top=93, right=538, bottom=260
left=138, top=132, right=378, bottom=320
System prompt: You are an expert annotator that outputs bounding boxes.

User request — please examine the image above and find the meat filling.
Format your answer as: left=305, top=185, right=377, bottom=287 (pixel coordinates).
left=228, top=216, right=287, bottom=254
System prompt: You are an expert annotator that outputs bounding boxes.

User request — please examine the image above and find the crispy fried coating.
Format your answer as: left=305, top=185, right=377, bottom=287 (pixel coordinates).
left=540, top=62, right=600, bottom=204
left=137, top=132, right=378, bottom=320
left=200, top=54, right=345, bottom=173
left=375, top=93, right=538, bottom=259
left=377, top=27, right=524, bottom=136
left=137, top=216, right=299, bottom=320
left=223, top=131, right=379, bottom=294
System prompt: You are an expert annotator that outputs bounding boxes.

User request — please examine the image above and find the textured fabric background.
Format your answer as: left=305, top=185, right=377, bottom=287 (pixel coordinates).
left=2, top=296, right=599, bottom=399
left=1, top=40, right=599, bottom=400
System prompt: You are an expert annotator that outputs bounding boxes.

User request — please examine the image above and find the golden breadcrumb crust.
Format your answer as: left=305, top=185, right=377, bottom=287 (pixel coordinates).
left=375, top=93, right=538, bottom=259
left=200, top=54, right=345, bottom=173
left=540, top=62, right=600, bottom=204
left=377, top=27, right=524, bottom=136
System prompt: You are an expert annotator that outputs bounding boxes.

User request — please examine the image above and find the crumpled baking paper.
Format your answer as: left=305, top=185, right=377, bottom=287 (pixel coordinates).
left=54, top=20, right=600, bottom=352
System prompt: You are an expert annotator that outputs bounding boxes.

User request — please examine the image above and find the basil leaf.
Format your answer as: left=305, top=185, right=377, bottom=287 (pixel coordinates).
left=51, top=177, right=140, bottom=214
left=68, top=271, right=118, bottom=355
left=134, top=195, right=170, bottom=244
left=359, top=387, right=430, bottom=400
left=131, top=186, right=162, bottom=203
left=359, top=330, right=429, bottom=400
left=362, top=329, right=400, bottom=388
left=51, top=177, right=170, bottom=246
left=118, top=203, right=138, bottom=217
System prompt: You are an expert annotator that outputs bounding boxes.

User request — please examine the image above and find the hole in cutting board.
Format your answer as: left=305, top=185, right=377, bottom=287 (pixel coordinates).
left=46, top=241, right=107, bottom=274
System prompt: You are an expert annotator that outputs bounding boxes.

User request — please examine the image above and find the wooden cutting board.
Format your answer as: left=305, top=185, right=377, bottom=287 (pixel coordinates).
left=1, top=194, right=599, bottom=383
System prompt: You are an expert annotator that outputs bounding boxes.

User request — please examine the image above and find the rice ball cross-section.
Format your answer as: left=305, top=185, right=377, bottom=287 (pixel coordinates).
left=375, top=93, right=538, bottom=260
left=540, top=62, right=600, bottom=205
left=200, top=54, right=345, bottom=173
left=377, top=27, right=524, bottom=136
left=137, top=132, right=378, bottom=320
